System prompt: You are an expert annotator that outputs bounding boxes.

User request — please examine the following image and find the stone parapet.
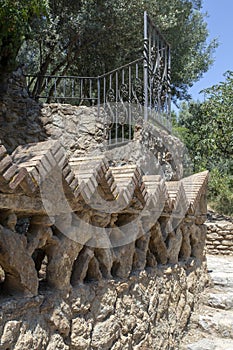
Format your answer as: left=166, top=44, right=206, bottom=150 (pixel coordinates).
left=0, top=137, right=209, bottom=349
left=0, top=139, right=209, bottom=298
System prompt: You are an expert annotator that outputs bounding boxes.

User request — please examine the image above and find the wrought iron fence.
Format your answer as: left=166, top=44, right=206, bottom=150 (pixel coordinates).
left=98, top=58, right=144, bottom=144
left=26, top=12, right=171, bottom=141
left=143, top=12, right=171, bottom=131
left=26, top=75, right=99, bottom=106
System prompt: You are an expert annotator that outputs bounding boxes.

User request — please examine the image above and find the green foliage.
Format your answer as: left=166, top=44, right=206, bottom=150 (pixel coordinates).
left=176, top=72, right=233, bottom=215
left=201, top=71, right=233, bottom=160
left=208, top=168, right=233, bottom=216
left=177, top=101, right=213, bottom=171
left=0, top=0, right=48, bottom=73
left=17, top=0, right=217, bottom=101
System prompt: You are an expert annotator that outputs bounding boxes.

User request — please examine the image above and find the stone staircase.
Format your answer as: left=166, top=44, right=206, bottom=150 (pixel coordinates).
left=182, top=255, right=233, bottom=350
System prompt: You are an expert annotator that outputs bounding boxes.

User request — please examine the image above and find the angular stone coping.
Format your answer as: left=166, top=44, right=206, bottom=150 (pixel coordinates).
left=0, top=140, right=208, bottom=217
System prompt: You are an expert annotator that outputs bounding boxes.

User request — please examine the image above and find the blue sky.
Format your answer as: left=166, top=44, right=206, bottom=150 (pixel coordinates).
left=188, top=0, right=233, bottom=101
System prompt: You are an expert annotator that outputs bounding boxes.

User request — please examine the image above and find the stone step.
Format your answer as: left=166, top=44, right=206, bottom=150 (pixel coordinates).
left=207, top=255, right=233, bottom=288
left=182, top=255, right=233, bottom=349
left=197, top=308, right=233, bottom=339
left=186, top=337, right=233, bottom=350
left=205, top=291, right=233, bottom=310
left=209, top=271, right=233, bottom=288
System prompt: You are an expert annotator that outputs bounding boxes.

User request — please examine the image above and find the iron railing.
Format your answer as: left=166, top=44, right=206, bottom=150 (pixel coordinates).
left=26, top=75, right=99, bottom=106
left=143, top=12, right=171, bottom=130
left=98, top=58, right=144, bottom=144
left=26, top=12, right=172, bottom=141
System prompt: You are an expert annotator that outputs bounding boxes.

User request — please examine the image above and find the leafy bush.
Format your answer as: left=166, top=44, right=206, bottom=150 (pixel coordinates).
left=208, top=168, right=233, bottom=216
left=175, top=73, right=233, bottom=217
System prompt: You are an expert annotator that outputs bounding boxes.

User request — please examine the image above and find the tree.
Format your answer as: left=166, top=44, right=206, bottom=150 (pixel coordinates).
left=201, top=71, right=233, bottom=165
left=17, top=0, right=217, bottom=101
left=177, top=101, right=214, bottom=171
left=176, top=72, right=233, bottom=215
left=0, top=0, right=48, bottom=75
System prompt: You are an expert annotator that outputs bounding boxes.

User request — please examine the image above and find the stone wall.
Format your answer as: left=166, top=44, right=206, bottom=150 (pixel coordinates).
left=206, top=211, right=233, bottom=255
left=0, top=261, right=208, bottom=350
left=0, top=138, right=209, bottom=349
left=41, top=104, right=107, bottom=157
left=138, top=121, right=185, bottom=181
left=99, top=122, right=185, bottom=187
left=0, top=69, right=106, bottom=156
left=0, top=69, right=210, bottom=349
left=0, top=69, right=184, bottom=178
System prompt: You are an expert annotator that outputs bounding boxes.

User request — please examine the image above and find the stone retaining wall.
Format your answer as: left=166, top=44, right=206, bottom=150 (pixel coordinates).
left=0, top=68, right=210, bottom=349
left=0, top=261, right=208, bottom=350
left=41, top=103, right=107, bottom=157
left=206, top=212, right=233, bottom=255
left=138, top=121, right=184, bottom=180
left=0, top=68, right=107, bottom=156
left=0, top=68, right=184, bottom=180
left=0, top=138, right=209, bottom=349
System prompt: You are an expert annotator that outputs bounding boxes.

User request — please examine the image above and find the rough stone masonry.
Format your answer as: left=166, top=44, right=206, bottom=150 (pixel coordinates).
left=0, top=69, right=210, bottom=349
left=206, top=211, right=233, bottom=255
